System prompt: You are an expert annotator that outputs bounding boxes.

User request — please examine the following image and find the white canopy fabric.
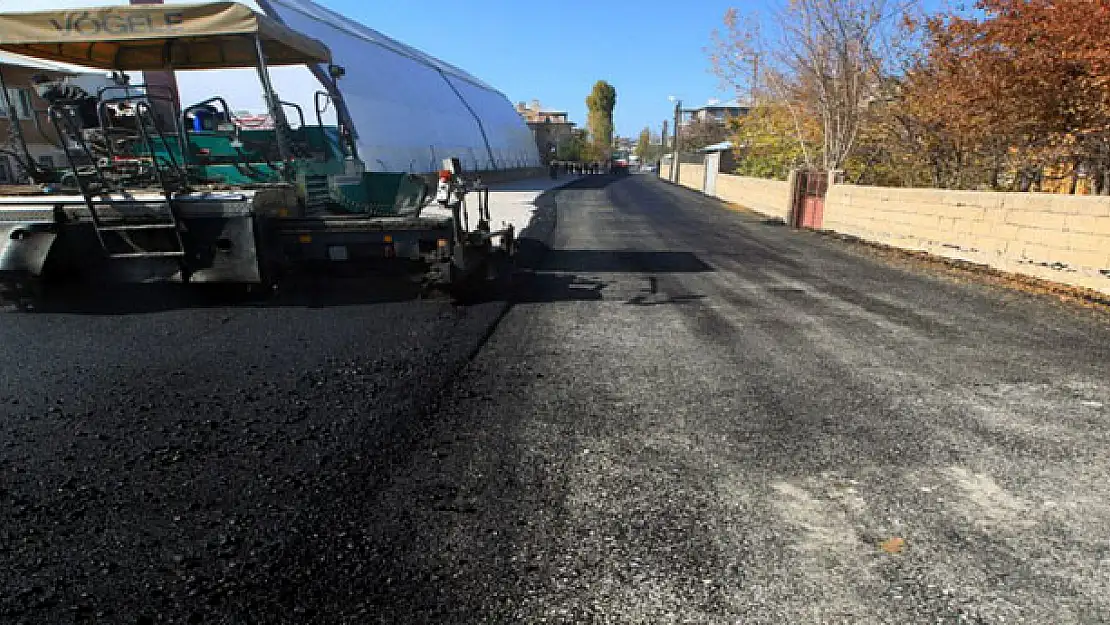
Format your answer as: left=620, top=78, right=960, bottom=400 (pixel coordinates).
left=252, top=0, right=540, bottom=172
left=0, top=2, right=332, bottom=70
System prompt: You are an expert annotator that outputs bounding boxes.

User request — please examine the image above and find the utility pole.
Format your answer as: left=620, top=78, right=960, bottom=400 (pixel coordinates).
left=661, top=119, right=669, bottom=153
left=672, top=98, right=682, bottom=183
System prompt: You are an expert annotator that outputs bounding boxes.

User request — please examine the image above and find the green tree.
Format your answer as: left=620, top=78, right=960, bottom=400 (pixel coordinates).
left=635, top=126, right=652, bottom=160
left=728, top=102, right=806, bottom=180
left=557, top=128, right=590, bottom=162
left=586, top=80, right=617, bottom=157
left=632, top=128, right=669, bottom=163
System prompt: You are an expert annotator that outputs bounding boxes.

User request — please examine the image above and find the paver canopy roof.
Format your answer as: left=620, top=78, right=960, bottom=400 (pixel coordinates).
left=0, top=1, right=331, bottom=70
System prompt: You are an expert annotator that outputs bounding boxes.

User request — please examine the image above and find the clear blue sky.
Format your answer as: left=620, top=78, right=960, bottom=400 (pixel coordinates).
left=324, top=0, right=952, bottom=138
left=337, top=0, right=753, bottom=138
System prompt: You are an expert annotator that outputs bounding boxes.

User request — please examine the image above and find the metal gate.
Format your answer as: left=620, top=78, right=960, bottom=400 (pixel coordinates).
left=703, top=152, right=720, bottom=196
left=791, top=169, right=827, bottom=229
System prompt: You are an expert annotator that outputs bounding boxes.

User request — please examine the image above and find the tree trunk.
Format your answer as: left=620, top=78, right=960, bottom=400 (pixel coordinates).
left=954, top=150, right=964, bottom=189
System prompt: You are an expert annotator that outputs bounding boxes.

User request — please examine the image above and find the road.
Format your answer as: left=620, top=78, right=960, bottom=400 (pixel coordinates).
left=2, top=173, right=1109, bottom=624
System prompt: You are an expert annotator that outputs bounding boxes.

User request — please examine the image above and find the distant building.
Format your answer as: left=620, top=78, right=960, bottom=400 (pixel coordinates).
left=515, top=99, right=576, bottom=162
left=700, top=140, right=739, bottom=173
left=0, top=51, right=116, bottom=184
left=681, top=98, right=750, bottom=127
left=665, top=98, right=750, bottom=152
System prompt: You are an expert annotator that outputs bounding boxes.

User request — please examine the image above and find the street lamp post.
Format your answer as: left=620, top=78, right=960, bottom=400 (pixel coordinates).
left=669, top=96, right=682, bottom=183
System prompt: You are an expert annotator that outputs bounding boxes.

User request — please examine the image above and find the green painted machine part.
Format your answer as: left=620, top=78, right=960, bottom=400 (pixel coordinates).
left=112, top=121, right=428, bottom=216
left=328, top=172, right=428, bottom=217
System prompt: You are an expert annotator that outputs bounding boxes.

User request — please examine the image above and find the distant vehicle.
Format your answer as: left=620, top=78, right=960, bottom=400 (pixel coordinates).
left=611, top=150, right=631, bottom=175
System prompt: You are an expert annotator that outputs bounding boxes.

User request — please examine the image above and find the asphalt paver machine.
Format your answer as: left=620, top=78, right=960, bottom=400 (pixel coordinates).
left=0, top=2, right=515, bottom=307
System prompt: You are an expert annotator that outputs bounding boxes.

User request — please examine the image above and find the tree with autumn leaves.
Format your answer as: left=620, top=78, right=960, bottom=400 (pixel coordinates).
left=712, top=0, right=1110, bottom=193
left=905, top=0, right=1110, bottom=192
left=727, top=102, right=808, bottom=180
left=635, top=126, right=670, bottom=164
left=711, top=0, right=904, bottom=174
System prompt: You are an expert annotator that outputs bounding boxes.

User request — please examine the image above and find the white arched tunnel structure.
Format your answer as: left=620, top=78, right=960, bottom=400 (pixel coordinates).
left=18, top=0, right=542, bottom=174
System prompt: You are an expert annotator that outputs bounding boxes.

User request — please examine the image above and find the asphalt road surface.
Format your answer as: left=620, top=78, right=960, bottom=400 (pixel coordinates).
left=2, top=174, right=1109, bottom=624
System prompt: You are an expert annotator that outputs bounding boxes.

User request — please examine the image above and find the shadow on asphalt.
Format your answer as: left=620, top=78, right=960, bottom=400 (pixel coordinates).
left=13, top=249, right=711, bottom=314
left=539, top=249, right=713, bottom=273
left=505, top=241, right=714, bottom=305
left=511, top=272, right=608, bottom=303
left=509, top=271, right=710, bottom=306
left=11, top=269, right=436, bottom=315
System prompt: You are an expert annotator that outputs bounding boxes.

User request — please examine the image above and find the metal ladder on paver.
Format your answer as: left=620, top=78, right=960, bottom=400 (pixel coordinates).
left=48, top=101, right=187, bottom=260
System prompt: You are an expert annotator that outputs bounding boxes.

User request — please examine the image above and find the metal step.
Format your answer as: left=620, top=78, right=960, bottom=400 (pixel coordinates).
left=97, top=223, right=179, bottom=232
left=305, top=174, right=330, bottom=211
left=107, top=251, right=187, bottom=259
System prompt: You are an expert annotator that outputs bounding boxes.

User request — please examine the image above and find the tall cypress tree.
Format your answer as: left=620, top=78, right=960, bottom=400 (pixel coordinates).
left=586, top=80, right=617, bottom=158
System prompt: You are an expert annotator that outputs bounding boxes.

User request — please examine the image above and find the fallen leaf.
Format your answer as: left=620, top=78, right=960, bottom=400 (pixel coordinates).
left=880, top=537, right=905, bottom=554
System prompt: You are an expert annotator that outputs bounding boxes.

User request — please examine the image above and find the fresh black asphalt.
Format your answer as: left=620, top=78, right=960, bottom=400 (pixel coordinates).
left=2, top=173, right=1108, bottom=623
